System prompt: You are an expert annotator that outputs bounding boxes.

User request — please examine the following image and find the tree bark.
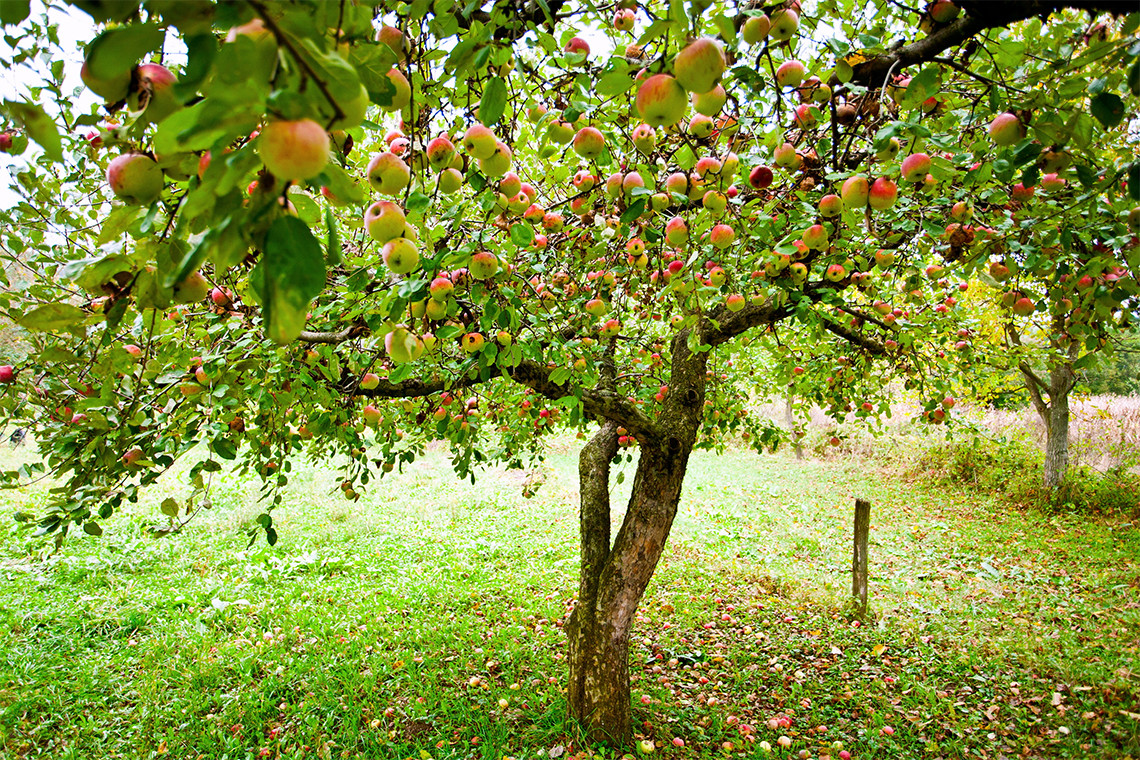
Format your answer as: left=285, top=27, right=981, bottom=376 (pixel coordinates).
left=567, top=330, right=706, bottom=744
left=1043, top=364, right=1074, bottom=489
left=784, top=394, right=803, bottom=460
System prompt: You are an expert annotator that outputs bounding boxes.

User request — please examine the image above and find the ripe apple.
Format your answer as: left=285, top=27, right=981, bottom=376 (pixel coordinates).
left=366, top=151, right=411, bottom=195
left=462, top=124, right=497, bottom=159
left=426, top=135, right=457, bottom=170
left=874, top=249, right=895, bottom=268
left=769, top=8, right=799, bottom=40
left=900, top=152, right=931, bottom=182
left=131, top=63, right=179, bottom=124
left=988, top=112, right=1023, bottom=146
left=599, top=318, right=621, bottom=338
left=383, top=68, right=411, bottom=112
left=749, top=165, right=774, bottom=189
left=688, top=114, right=714, bottom=139
left=121, top=447, right=144, bottom=466
left=709, top=223, right=735, bottom=248
left=438, top=167, right=463, bottom=194
left=818, top=194, right=842, bottom=217
left=636, top=74, right=687, bottom=128
left=106, top=153, right=164, bottom=205
left=825, top=263, right=847, bottom=281
left=665, top=216, right=689, bottom=245
left=773, top=142, right=798, bottom=168
left=573, top=127, right=605, bottom=159
left=802, top=224, right=829, bottom=250
left=792, top=104, right=816, bottom=129
left=381, top=238, right=420, bottom=274
left=469, top=251, right=499, bottom=280
left=0, top=365, right=14, bottom=383
left=1012, top=296, right=1035, bottom=316
left=364, top=200, right=406, bottom=243
left=1010, top=182, right=1035, bottom=202
left=868, top=177, right=898, bottom=210
left=564, top=36, right=590, bottom=59
left=258, top=119, right=330, bottom=181
left=461, top=332, right=485, bottom=353
left=841, top=175, right=869, bottom=209
left=775, top=60, right=805, bottom=88
left=741, top=14, right=770, bottom=44
left=673, top=38, right=725, bottom=94
left=1040, top=172, right=1066, bottom=192
left=631, top=123, right=656, bottom=154
left=692, top=84, right=726, bottom=116
left=80, top=58, right=131, bottom=102
left=361, top=372, right=380, bottom=390
left=210, top=287, right=233, bottom=308
left=726, top=293, right=746, bottom=312
left=172, top=270, right=210, bottom=304
left=479, top=141, right=513, bottom=177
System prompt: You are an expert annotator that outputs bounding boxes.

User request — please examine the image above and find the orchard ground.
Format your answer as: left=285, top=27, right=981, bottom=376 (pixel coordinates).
left=0, top=433, right=1137, bottom=760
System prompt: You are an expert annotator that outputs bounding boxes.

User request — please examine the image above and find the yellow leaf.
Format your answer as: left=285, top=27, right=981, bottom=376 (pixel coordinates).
left=157, top=741, right=167, bottom=754
left=843, top=53, right=867, bottom=66
left=872, top=644, right=887, bottom=656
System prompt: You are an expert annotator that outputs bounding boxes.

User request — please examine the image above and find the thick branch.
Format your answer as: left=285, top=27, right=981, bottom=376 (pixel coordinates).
left=820, top=316, right=888, bottom=356
left=848, top=1, right=1134, bottom=89
left=1019, top=362, right=1051, bottom=422
left=703, top=298, right=791, bottom=347
left=298, top=326, right=365, bottom=344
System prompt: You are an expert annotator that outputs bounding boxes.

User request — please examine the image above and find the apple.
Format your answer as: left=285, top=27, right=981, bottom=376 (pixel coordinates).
left=500, top=172, right=522, bottom=198
left=479, top=141, right=512, bottom=177
left=257, top=119, right=329, bottom=181
left=769, top=8, right=799, bottom=40
left=1012, top=296, right=1035, bottom=315
left=636, top=739, right=655, bottom=755
left=573, top=127, right=605, bottom=159
left=749, top=165, right=774, bottom=189
left=564, top=36, right=590, bottom=59
left=80, top=58, right=131, bottom=102
left=802, top=224, right=829, bottom=250
left=942, top=396, right=956, bottom=409
left=741, top=14, right=770, bottom=44
left=121, top=447, right=144, bottom=466
left=900, top=152, right=931, bottom=182
left=462, top=124, right=497, bottom=159
left=585, top=298, right=607, bottom=317
left=172, top=270, right=210, bottom=303
left=929, top=0, right=960, bottom=22
left=673, top=38, right=725, bottom=94
left=825, top=263, right=847, bottom=282
left=613, top=8, right=635, bottom=30
left=841, top=175, right=869, bottom=209
left=662, top=216, right=689, bottom=246
left=775, top=60, right=805, bottom=88
left=366, top=151, right=411, bottom=195
left=636, top=74, right=687, bottom=128
left=688, top=114, right=715, bottom=139
left=106, top=153, right=164, bottom=205
left=361, top=372, right=380, bottom=390
left=386, top=326, right=423, bottom=363
left=792, top=104, right=816, bottom=129
left=789, top=262, right=808, bottom=282
left=361, top=404, right=383, bottom=426
left=817, top=194, right=842, bottom=217
left=988, top=112, right=1023, bottom=146
left=210, top=287, right=233, bottom=308
left=868, top=177, right=898, bottom=210
left=692, top=84, right=726, bottom=116
left=773, top=142, right=798, bottom=168
left=438, top=168, right=463, bottom=194
left=363, top=200, right=406, bottom=243
left=469, top=251, right=499, bottom=280
left=131, top=63, right=179, bottom=123
left=631, top=123, right=657, bottom=155
left=1010, top=182, right=1035, bottom=202
left=461, top=332, right=485, bottom=353
left=0, top=365, right=14, bottom=383
left=382, top=68, right=411, bottom=112
left=381, top=238, right=420, bottom=274
left=1040, top=172, right=1066, bottom=192
left=599, top=318, right=621, bottom=338
left=725, top=294, right=746, bottom=312
left=709, top=223, right=735, bottom=248
left=429, top=276, right=454, bottom=301
left=426, top=135, right=456, bottom=170
left=989, top=262, right=1011, bottom=280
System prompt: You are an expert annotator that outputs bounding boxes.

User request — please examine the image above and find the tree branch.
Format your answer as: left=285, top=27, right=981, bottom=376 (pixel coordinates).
left=1020, top=362, right=1051, bottom=422
left=848, top=1, right=1135, bottom=89
left=819, top=316, right=888, bottom=355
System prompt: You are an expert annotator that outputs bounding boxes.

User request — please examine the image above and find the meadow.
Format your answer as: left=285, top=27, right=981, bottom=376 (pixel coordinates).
left=0, top=430, right=1137, bottom=760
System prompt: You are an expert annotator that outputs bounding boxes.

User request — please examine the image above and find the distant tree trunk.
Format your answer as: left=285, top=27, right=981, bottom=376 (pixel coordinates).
left=1020, top=358, right=1077, bottom=489
left=784, top=394, right=803, bottom=460
left=567, top=333, right=706, bottom=745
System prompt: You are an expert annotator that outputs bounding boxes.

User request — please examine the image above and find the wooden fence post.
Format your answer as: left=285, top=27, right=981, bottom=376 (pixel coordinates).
left=853, top=498, right=871, bottom=615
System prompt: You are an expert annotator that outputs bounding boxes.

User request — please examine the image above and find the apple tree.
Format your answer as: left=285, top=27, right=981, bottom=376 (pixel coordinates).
left=0, top=0, right=1137, bottom=743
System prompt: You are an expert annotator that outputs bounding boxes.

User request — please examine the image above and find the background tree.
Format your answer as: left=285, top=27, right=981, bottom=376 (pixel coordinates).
left=0, top=0, right=1138, bottom=743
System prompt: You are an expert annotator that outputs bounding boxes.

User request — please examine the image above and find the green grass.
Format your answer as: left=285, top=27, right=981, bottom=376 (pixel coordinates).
left=0, top=436, right=1137, bottom=759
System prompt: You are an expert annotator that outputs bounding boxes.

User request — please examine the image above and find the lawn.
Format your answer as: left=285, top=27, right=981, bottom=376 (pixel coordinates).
left=0, top=437, right=1137, bottom=759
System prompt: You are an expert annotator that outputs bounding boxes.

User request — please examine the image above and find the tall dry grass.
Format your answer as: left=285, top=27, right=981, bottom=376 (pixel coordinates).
left=754, top=394, right=1140, bottom=473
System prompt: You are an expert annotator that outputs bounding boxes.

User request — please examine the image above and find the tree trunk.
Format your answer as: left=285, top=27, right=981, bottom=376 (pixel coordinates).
left=784, top=394, right=803, bottom=460
left=1043, top=365, right=1073, bottom=489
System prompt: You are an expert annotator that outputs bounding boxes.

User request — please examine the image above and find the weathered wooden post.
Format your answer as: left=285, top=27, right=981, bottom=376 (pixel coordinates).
left=852, top=498, right=871, bottom=615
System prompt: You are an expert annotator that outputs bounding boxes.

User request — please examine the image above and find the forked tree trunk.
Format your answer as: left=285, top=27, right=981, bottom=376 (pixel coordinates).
left=1020, top=359, right=1076, bottom=489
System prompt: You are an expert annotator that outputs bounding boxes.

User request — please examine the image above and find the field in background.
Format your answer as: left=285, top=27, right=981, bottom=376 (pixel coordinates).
left=0, top=431, right=1137, bottom=759
left=753, top=394, right=1140, bottom=477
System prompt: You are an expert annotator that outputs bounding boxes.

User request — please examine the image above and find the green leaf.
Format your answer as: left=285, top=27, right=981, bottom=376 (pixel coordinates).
left=1129, top=163, right=1139, bottom=202
left=16, top=304, right=86, bottom=332
left=250, top=217, right=327, bottom=344
left=160, top=498, right=180, bottom=517
left=211, top=438, right=237, bottom=460
left=509, top=223, right=534, bottom=247
left=1130, top=60, right=1140, bottom=97
left=620, top=198, right=645, bottom=223
left=325, top=208, right=342, bottom=266
left=406, top=191, right=432, bottom=213
left=2, top=100, right=62, bottom=162
left=596, top=70, right=635, bottom=97
left=82, top=521, right=103, bottom=536
left=1090, top=92, right=1125, bottom=128
left=479, top=77, right=508, bottom=126
left=85, top=24, right=166, bottom=83
left=0, top=0, right=30, bottom=25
